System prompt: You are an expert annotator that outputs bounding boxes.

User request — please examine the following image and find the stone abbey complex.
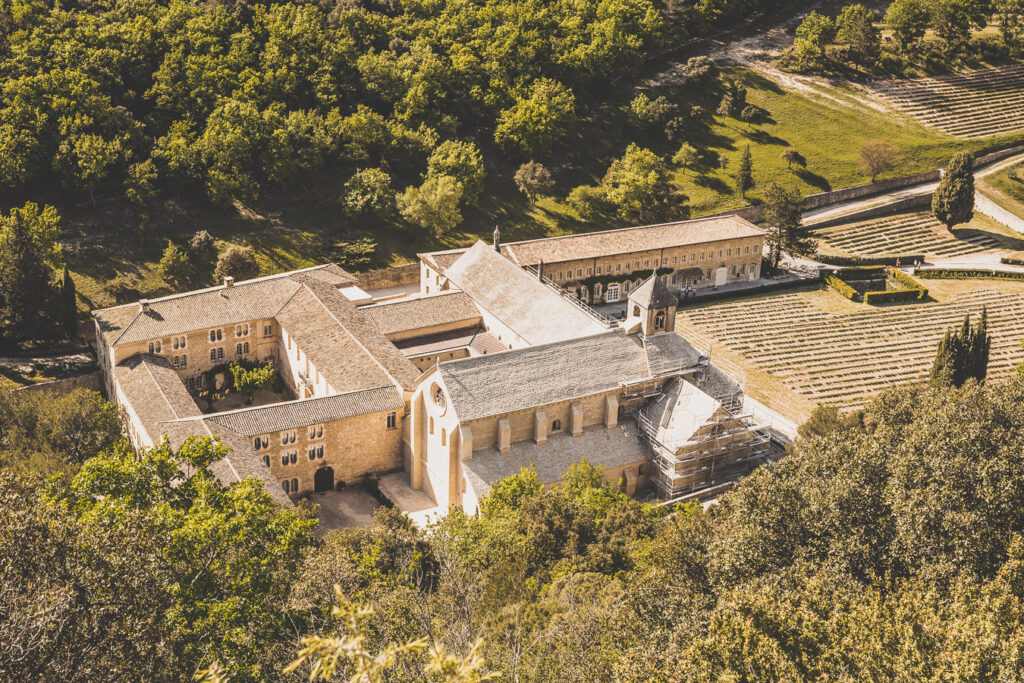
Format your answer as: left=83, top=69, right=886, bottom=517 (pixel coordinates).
left=93, top=216, right=782, bottom=515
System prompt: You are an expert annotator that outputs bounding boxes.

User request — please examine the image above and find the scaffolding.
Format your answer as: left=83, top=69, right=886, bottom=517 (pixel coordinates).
left=636, top=380, right=776, bottom=503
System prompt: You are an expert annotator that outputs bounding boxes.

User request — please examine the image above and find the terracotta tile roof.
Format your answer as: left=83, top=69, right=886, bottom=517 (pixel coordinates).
left=418, top=249, right=467, bottom=272
left=437, top=330, right=702, bottom=421
left=113, top=355, right=202, bottom=433
left=362, top=292, right=481, bottom=337
left=93, top=264, right=355, bottom=347
left=501, top=216, right=764, bottom=266
left=113, top=355, right=292, bottom=507
left=286, top=273, right=420, bottom=390
left=161, top=419, right=293, bottom=507
left=629, top=276, right=677, bottom=309
left=391, top=327, right=506, bottom=359
left=444, top=241, right=609, bottom=346
left=195, top=386, right=403, bottom=437
left=463, top=420, right=648, bottom=496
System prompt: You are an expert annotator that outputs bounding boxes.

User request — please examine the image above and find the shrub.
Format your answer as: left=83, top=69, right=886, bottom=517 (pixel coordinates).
left=828, top=265, right=887, bottom=280
left=158, top=242, right=191, bottom=289
left=215, top=245, right=259, bottom=282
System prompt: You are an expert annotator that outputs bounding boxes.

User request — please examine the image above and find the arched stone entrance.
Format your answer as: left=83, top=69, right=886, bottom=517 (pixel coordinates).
left=314, top=466, right=335, bottom=492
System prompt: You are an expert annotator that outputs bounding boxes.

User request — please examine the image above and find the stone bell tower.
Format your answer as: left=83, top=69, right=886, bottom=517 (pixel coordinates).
left=623, top=275, right=677, bottom=335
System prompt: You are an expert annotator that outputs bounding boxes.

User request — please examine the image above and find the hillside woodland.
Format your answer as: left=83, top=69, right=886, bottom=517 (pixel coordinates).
left=5, top=377, right=1024, bottom=680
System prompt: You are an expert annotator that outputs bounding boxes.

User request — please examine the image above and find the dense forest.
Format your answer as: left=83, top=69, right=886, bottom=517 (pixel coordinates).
left=0, top=0, right=804, bottom=210
left=5, top=376, right=1024, bottom=680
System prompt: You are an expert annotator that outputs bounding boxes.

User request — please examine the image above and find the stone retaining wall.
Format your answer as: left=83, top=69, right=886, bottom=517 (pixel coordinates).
left=15, top=369, right=103, bottom=396
left=354, top=263, right=419, bottom=291
left=808, top=193, right=933, bottom=230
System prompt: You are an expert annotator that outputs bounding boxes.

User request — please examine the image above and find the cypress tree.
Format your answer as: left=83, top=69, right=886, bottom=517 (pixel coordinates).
left=930, top=329, right=956, bottom=387
left=972, top=306, right=990, bottom=382
left=736, top=145, right=754, bottom=198
left=0, top=212, right=54, bottom=340
left=930, top=311, right=990, bottom=387
left=61, top=264, right=78, bottom=340
left=932, top=151, right=975, bottom=229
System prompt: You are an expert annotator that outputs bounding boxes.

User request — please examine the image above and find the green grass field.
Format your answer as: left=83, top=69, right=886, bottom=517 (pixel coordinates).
left=64, top=66, right=1024, bottom=314
left=980, top=160, right=1024, bottom=218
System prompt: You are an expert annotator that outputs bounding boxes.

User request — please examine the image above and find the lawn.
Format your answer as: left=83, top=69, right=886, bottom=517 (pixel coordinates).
left=63, top=66, right=1023, bottom=315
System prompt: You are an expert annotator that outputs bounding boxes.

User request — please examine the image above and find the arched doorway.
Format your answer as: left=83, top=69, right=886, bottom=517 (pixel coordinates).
left=314, top=466, right=334, bottom=492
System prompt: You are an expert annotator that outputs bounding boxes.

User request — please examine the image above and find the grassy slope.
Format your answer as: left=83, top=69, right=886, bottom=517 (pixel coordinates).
left=980, top=160, right=1024, bottom=218
left=65, top=66, right=1023, bottom=313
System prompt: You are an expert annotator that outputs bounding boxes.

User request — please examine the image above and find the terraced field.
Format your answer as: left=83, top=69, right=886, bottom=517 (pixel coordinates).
left=814, top=212, right=1000, bottom=258
left=866, top=64, right=1024, bottom=139
left=678, top=288, right=1024, bottom=409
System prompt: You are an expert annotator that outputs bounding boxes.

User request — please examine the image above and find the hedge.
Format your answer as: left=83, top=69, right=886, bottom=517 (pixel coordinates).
left=864, top=288, right=924, bottom=304
left=825, top=275, right=860, bottom=301
left=916, top=268, right=1024, bottom=281
left=1000, top=256, right=1024, bottom=266
left=886, top=268, right=928, bottom=299
left=826, top=265, right=886, bottom=281
left=814, top=253, right=924, bottom=267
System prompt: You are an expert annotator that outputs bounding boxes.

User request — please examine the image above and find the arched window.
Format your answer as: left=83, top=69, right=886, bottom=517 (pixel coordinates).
left=291, top=478, right=298, bottom=492
left=633, top=305, right=640, bottom=317
left=282, top=480, right=290, bottom=494
left=148, top=342, right=154, bottom=354
left=551, top=419, right=562, bottom=431
left=594, top=283, right=603, bottom=300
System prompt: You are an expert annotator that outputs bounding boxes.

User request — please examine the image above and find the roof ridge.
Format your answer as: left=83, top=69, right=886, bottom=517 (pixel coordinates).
left=294, top=279, right=409, bottom=392
left=503, top=215, right=751, bottom=251
left=167, top=385, right=397, bottom=424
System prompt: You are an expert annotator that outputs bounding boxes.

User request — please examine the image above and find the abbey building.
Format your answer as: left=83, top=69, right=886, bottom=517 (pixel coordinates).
left=93, top=215, right=774, bottom=514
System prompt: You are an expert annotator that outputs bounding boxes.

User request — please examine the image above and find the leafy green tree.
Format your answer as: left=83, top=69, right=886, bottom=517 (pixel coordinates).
left=189, top=230, right=217, bottom=260
left=929, top=0, right=986, bottom=52
left=427, top=140, right=486, bottom=203
left=602, top=144, right=687, bottom=223
left=673, top=143, right=700, bottom=171
left=885, top=0, right=932, bottom=52
left=781, top=148, right=807, bottom=169
left=763, top=181, right=813, bottom=270
left=60, top=264, right=78, bottom=339
left=996, top=0, right=1024, bottom=49
left=46, top=436, right=318, bottom=680
left=398, top=175, right=464, bottom=236
left=683, top=55, right=718, bottom=86
left=214, top=244, right=260, bottom=282
left=735, top=144, right=754, bottom=198
left=514, top=161, right=554, bottom=203
left=795, top=10, right=836, bottom=59
left=568, top=185, right=613, bottom=221
left=340, top=168, right=397, bottom=221
left=858, top=140, right=896, bottom=182
left=495, top=79, right=576, bottom=157
left=836, top=4, right=881, bottom=64
left=932, top=150, right=975, bottom=229
left=0, top=388, right=122, bottom=477
left=158, top=242, right=192, bottom=290
left=229, top=360, right=276, bottom=404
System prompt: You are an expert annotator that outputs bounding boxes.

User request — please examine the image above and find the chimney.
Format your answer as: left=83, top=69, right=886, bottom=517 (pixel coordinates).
left=223, top=276, right=235, bottom=288
left=139, top=299, right=150, bottom=313
left=493, top=226, right=501, bottom=252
